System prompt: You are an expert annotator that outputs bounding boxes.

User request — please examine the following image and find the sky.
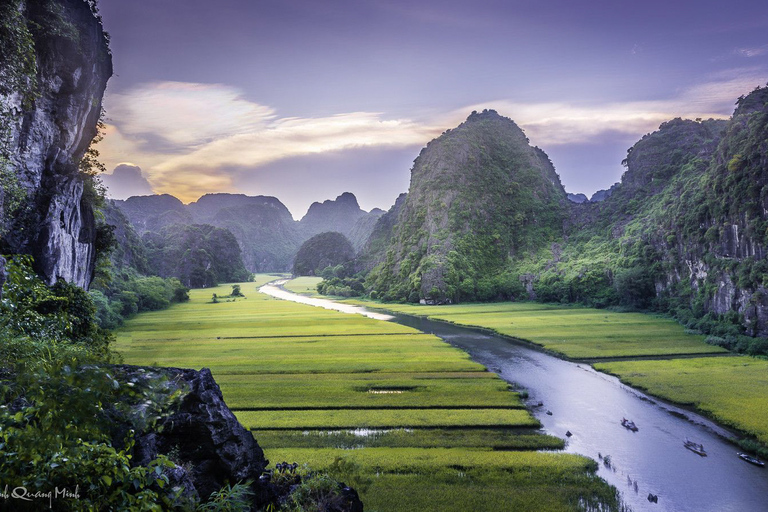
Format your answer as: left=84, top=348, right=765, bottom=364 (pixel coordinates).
left=96, top=0, right=768, bottom=218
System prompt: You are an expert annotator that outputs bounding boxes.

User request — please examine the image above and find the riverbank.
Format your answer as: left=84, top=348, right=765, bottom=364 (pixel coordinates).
left=114, top=277, right=624, bottom=511
left=337, top=293, right=768, bottom=456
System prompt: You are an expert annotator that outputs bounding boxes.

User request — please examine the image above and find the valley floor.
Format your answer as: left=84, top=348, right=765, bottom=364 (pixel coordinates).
left=114, top=275, right=622, bottom=511
left=341, top=293, right=768, bottom=452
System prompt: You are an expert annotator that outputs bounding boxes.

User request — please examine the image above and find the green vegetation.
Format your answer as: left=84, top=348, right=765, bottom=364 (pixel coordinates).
left=293, top=231, right=355, bottom=276
left=348, top=300, right=725, bottom=359
left=115, top=276, right=624, bottom=511
left=143, top=223, right=252, bottom=288
left=90, top=268, right=190, bottom=330
left=594, top=357, right=768, bottom=445
left=367, top=110, right=567, bottom=304
left=266, top=449, right=617, bottom=512
left=361, top=89, right=768, bottom=352
left=281, top=275, right=323, bottom=296
left=254, top=429, right=564, bottom=450
left=237, top=408, right=537, bottom=430
left=0, top=257, right=188, bottom=510
left=347, top=297, right=768, bottom=454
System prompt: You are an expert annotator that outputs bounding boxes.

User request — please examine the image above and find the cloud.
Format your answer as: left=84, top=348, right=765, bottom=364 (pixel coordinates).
left=106, top=81, right=276, bottom=148
left=103, top=81, right=438, bottom=201
left=99, top=73, right=768, bottom=205
left=734, top=45, right=768, bottom=58
left=100, top=163, right=155, bottom=200
left=448, top=71, right=768, bottom=147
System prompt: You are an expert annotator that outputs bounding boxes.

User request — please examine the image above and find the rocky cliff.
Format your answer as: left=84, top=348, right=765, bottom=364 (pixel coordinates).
left=368, top=110, right=567, bottom=302
left=0, top=0, right=112, bottom=289
left=366, top=92, right=768, bottom=339
left=113, top=192, right=382, bottom=272
left=123, top=366, right=272, bottom=505
left=298, top=191, right=368, bottom=239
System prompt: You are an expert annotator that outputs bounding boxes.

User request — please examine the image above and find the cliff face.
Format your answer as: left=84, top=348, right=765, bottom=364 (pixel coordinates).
left=114, top=192, right=382, bottom=272
left=0, top=0, right=112, bottom=289
left=368, top=110, right=567, bottom=302
left=299, top=192, right=367, bottom=239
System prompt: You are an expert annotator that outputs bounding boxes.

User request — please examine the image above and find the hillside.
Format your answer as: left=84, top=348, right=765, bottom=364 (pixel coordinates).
left=113, top=191, right=380, bottom=272
left=367, top=110, right=568, bottom=302
left=364, top=88, right=768, bottom=341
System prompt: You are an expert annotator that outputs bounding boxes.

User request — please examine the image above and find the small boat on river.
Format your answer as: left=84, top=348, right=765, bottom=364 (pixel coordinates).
left=738, top=453, right=765, bottom=467
left=621, top=418, right=639, bottom=432
left=684, top=438, right=707, bottom=456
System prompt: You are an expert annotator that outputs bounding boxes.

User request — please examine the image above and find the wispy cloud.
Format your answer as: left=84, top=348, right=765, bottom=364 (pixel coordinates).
left=100, top=73, right=768, bottom=203
left=107, top=82, right=276, bottom=148
left=734, top=44, right=768, bottom=58
left=448, top=71, right=768, bottom=146
left=103, top=82, right=437, bottom=201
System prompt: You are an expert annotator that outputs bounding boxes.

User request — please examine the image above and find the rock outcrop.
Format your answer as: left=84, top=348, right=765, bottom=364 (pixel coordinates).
left=124, top=366, right=271, bottom=505
left=298, top=192, right=367, bottom=239
left=368, top=110, right=567, bottom=302
left=0, top=0, right=112, bottom=289
left=566, top=192, right=588, bottom=203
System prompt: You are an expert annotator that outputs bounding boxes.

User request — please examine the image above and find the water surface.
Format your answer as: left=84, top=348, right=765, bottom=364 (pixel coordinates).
left=261, top=286, right=768, bottom=512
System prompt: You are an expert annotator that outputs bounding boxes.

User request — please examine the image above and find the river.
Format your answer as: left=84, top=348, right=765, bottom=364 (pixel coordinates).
left=259, top=284, right=768, bottom=512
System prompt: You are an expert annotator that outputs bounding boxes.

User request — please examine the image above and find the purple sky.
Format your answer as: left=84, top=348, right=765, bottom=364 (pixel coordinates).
left=97, top=0, right=768, bottom=218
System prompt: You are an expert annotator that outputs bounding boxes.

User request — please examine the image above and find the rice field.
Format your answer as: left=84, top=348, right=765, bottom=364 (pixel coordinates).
left=114, top=277, right=623, bottom=511
left=348, top=300, right=726, bottom=359
left=346, top=297, right=768, bottom=454
left=595, top=357, right=768, bottom=445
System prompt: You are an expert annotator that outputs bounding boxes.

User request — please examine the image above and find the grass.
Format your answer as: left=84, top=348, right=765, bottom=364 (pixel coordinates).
left=281, top=276, right=323, bottom=296
left=346, top=297, right=768, bottom=454
left=217, top=372, right=523, bottom=409
left=237, top=408, right=538, bottom=430
left=254, top=429, right=564, bottom=450
left=347, top=300, right=725, bottom=359
left=268, top=449, right=618, bottom=512
left=595, top=356, right=768, bottom=445
left=114, top=277, right=623, bottom=511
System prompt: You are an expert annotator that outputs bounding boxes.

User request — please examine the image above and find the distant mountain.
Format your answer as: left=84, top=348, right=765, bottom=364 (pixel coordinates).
left=298, top=192, right=367, bottom=239
left=566, top=193, right=588, bottom=204
left=589, top=185, right=617, bottom=202
left=189, top=194, right=302, bottom=272
left=114, top=194, right=191, bottom=233
left=293, top=232, right=355, bottom=276
left=347, top=208, right=385, bottom=252
left=113, top=191, right=381, bottom=272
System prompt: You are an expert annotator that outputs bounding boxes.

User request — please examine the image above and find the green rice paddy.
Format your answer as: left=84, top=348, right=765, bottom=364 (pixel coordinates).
left=347, top=297, right=768, bottom=454
left=115, top=277, right=622, bottom=511
left=595, top=357, right=768, bottom=445
left=347, top=300, right=725, bottom=359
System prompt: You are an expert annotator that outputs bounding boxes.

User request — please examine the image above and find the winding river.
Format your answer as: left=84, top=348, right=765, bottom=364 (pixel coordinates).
left=260, top=283, right=768, bottom=512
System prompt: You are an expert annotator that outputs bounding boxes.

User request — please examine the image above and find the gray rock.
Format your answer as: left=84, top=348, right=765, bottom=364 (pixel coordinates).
left=0, top=0, right=112, bottom=289
left=566, top=193, right=588, bottom=204
left=127, top=366, right=270, bottom=504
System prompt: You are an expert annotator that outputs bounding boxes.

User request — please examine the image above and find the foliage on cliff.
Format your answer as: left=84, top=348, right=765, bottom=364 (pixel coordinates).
left=293, top=231, right=355, bottom=276
left=509, top=87, right=768, bottom=347
left=142, top=224, right=252, bottom=288
left=362, top=89, right=768, bottom=346
left=367, top=110, right=567, bottom=302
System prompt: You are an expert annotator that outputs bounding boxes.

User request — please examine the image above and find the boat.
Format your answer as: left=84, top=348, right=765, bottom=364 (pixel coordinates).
left=621, top=418, right=639, bottom=432
left=684, top=438, right=707, bottom=456
left=738, top=453, right=765, bottom=467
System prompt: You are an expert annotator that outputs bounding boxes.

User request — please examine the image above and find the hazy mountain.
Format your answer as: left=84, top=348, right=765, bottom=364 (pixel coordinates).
left=113, top=191, right=379, bottom=272
left=298, top=192, right=368, bottom=239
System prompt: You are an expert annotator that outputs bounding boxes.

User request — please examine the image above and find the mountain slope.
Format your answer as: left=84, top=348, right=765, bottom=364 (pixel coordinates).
left=368, top=110, right=567, bottom=302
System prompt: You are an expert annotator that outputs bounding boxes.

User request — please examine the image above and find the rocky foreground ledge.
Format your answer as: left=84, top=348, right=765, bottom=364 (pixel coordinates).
left=115, top=365, right=363, bottom=511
